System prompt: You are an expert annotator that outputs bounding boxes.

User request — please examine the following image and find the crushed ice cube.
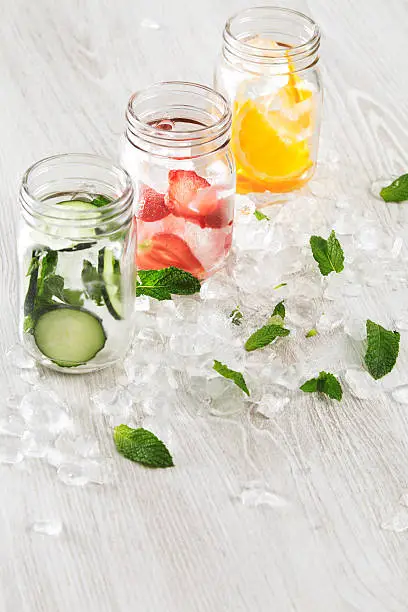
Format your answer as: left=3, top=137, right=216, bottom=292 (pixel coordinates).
left=57, top=463, right=91, bottom=486
left=6, top=343, right=35, bottom=369
left=20, top=390, right=72, bottom=434
left=344, top=368, right=378, bottom=400
left=239, top=481, right=288, bottom=508
left=256, top=392, right=290, bottom=417
left=0, top=437, right=24, bottom=464
left=0, top=413, right=26, bottom=437
left=140, top=17, right=161, bottom=29
left=31, top=519, right=63, bottom=536
left=392, top=386, right=408, bottom=405
left=91, top=387, right=133, bottom=416
left=381, top=508, right=408, bottom=533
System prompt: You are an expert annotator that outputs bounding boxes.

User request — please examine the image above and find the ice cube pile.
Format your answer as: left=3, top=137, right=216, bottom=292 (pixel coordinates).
left=2, top=150, right=408, bottom=507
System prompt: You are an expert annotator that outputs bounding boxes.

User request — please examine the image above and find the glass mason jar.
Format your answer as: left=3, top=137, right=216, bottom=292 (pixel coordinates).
left=19, top=153, right=136, bottom=373
left=214, top=7, right=322, bottom=196
left=120, top=81, right=235, bottom=279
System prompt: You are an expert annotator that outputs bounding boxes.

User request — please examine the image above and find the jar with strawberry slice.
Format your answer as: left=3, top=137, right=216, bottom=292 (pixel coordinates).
left=120, top=82, right=235, bottom=278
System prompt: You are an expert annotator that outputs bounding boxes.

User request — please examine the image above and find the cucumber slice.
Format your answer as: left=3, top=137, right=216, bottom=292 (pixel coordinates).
left=98, top=248, right=123, bottom=320
left=33, top=305, right=106, bottom=367
left=56, top=200, right=99, bottom=211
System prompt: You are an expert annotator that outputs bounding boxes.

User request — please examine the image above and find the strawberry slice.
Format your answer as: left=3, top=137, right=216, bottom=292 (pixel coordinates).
left=137, top=184, right=170, bottom=222
left=137, top=233, right=205, bottom=278
left=165, top=170, right=230, bottom=228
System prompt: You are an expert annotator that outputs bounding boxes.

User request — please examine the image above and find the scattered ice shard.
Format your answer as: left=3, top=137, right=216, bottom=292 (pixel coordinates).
left=0, top=413, right=26, bottom=437
left=239, top=481, right=288, bottom=508
left=0, top=437, right=24, bottom=464
left=140, top=17, right=161, bottom=29
left=256, top=393, right=290, bottom=417
left=31, top=519, right=63, bottom=536
left=381, top=509, right=408, bottom=533
left=392, top=386, right=408, bottom=405
left=20, top=390, right=72, bottom=434
left=91, top=387, right=133, bottom=417
left=6, top=343, right=35, bottom=369
left=344, top=369, right=378, bottom=400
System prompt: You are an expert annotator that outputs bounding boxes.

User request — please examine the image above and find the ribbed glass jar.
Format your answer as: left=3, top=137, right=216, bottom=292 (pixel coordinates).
left=214, top=7, right=322, bottom=196
left=19, top=153, right=136, bottom=373
left=120, top=81, right=235, bottom=279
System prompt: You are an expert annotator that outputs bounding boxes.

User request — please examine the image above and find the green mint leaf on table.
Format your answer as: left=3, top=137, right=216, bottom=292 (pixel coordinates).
left=213, top=360, right=250, bottom=396
left=254, top=209, right=269, bottom=221
left=81, top=260, right=104, bottom=306
left=272, top=300, right=285, bottom=320
left=245, top=325, right=290, bottom=352
left=136, top=267, right=201, bottom=301
left=364, top=320, right=400, bottom=380
left=306, top=328, right=318, bottom=338
left=380, top=174, right=408, bottom=202
left=230, top=306, right=243, bottom=326
left=114, top=425, right=174, bottom=468
left=273, top=282, right=287, bottom=290
left=310, top=230, right=344, bottom=276
left=92, top=194, right=112, bottom=207
left=300, top=371, right=342, bottom=401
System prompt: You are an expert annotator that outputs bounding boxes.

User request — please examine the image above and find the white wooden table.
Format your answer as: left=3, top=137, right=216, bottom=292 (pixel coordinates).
left=1, top=1, right=408, bottom=610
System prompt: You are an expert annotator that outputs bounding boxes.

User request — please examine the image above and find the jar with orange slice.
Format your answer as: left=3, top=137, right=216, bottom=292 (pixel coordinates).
left=215, top=7, right=322, bottom=196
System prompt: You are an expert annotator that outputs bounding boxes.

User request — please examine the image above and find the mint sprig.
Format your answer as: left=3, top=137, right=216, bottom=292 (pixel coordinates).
left=245, top=300, right=290, bottom=351
left=82, top=260, right=104, bottom=306
left=272, top=300, right=285, bottom=320
left=113, top=425, right=174, bottom=468
left=136, top=267, right=201, bottom=301
left=300, top=371, right=342, bottom=401
left=364, top=320, right=400, bottom=380
left=310, top=230, right=344, bottom=276
left=254, top=209, right=269, bottom=221
left=380, top=174, right=408, bottom=203
left=213, top=360, right=250, bottom=396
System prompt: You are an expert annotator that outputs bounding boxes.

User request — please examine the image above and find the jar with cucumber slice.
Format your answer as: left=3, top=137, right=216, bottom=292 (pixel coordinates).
left=19, top=154, right=136, bottom=372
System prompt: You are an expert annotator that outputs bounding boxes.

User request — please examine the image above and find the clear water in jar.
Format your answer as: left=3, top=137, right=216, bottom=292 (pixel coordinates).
left=20, top=192, right=134, bottom=373
left=122, top=117, right=235, bottom=279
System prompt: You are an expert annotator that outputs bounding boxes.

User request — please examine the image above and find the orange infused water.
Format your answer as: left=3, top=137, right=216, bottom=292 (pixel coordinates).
left=215, top=7, right=322, bottom=196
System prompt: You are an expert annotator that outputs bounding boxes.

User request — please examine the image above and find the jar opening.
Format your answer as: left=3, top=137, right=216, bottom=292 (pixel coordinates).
left=20, top=154, right=133, bottom=237
left=126, top=81, right=231, bottom=156
left=224, top=7, right=320, bottom=71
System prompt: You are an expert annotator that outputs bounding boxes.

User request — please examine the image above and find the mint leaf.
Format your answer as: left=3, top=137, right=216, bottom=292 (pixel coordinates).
left=62, top=289, right=84, bottom=307
left=136, top=267, right=201, bottom=301
left=272, top=300, right=285, bottom=320
left=310, top=230, right=344, bottom=276
left=254, top=209, right=269, bottom=221
left=92, top=195, right=112, bottom=207
left=81, top=260, right=104, bottom=306
left=114, top=425, right=174, bottom=468
left=273, top=282, right=287, bottom=290
left=230, top=306, right=243, bottom=326
left=364, top=320, right=400, bottom=379
left=213, top=360, right=250, bottom=396
left=306, top=328, right=318, bottom=338
left=245, top=325, right=290, bottom=352
left=300, top=371, right=342, bottom=400
left=380, top=174, right=408, bottom=203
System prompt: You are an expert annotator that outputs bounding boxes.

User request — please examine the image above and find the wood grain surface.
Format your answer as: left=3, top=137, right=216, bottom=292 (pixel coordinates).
left=1, top=0, right=408, bottom=610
